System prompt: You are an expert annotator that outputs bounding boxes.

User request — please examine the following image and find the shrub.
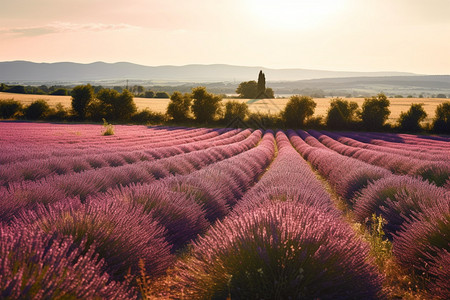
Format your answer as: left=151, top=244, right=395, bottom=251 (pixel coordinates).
left=71, top=84, right=94, bottom=120
left=24, top=99, right=50, bottom=120
left=337, top=167, right=391, bottom=203
left=167, top=91, right=191, bottom=122
left=171, top=202, right=382, bottom=299
left=102, top=118, right=114, bottom=135
left=236, top=80, right=258, bottom=98
left=413, top=163, right=450, bottom=187
left=46, top=102, right=69, bottom=121
left=155, top=92, right=170, bottom=98
left=191, top=87, right=222, bottom=123
left=0, top=181, right=68, bottom=222
left=13, top=197, right=173, bottom=280
left=131, top=109, right=167, bottom=124
left=50, top=88, right=68, bottom=95
left=144, top=90, right=155, bottom=98
left=432, top=101, right=450, bottom=133
left=86, top=98, right=109, bottom=121
left=0, top=99, right=22, bottom=119
left=100, top=183, right=209, bottom=250
left=163, top=176, right=230, bottom=222
left=247, top=112, right=282, bottom=129
left=223, top=100, right=249, bottom=122
left=304, top=115, right=324, bottom=129
left=96, top=89, right=137, bottom=121
left=393, top=200, right=450, bottom=278
left=398, top=103, right=427, bottom=132
left=282, top=95, right=316, bottom=128
left=353, top=175, right=447, bottom=236
left=0, top=225, right=134, bottom=299
left=326, top=98, right=359, bottom=130
left=361, top=94, right=390, bottom=130
left=427, top=250, right=450, bottom=299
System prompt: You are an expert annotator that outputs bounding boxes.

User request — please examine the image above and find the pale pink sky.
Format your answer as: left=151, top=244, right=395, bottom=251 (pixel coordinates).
left=1, top=0, right=449, bottom=74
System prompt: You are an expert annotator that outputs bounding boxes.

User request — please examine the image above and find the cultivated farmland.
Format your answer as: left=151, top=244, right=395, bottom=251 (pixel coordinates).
left=0, top=122, right=449, bottom=299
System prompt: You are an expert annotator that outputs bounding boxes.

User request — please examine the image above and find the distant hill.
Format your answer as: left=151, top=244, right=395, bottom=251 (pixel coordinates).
left=269, top=75, right=450, bottom=96
left=0, top=60, right=418, bottom=83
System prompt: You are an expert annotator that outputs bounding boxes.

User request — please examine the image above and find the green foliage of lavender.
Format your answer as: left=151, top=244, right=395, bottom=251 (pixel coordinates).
left=172, top=202, right=383, bottom=299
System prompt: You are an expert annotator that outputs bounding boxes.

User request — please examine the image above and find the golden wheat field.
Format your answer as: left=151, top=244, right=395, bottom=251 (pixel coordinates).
left=0, top=92, right=445, bottom=124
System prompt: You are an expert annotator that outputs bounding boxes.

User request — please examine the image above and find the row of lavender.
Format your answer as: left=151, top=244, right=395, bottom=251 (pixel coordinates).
left=289, top=130, right=449, bottom=298
left=0, top=124, right=230, bottom=164
left=164, top=132, right=384, bottom=299
left=0, top=124, right=278, bottom=298
left=0, top=127, right=243, bottom=184
left=0, top=128, right=259, bottom=221
left=1, top=122, right=448, bottom=298
left=307, top=130, right=449, bottom=188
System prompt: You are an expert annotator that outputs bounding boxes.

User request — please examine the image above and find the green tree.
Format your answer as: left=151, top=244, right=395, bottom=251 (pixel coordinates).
left=113, top=86, right=123, bottom=93
left=95, top=89, right=136, bottom=121
left=191, top=87, right=222, bottom=123
left=257, top=70, right=266, bottom=94
left=71, top=84, right=94, bottom=120
left=144, top=90, right=155, bottom=98
left=167, top=91, right=192, bottom=122
left=361, top=94, right=391, bottom=130
left=326, top=98, right=359, bottom=129
left=0, top=99, right=22, bottom=119
left=5, top=85, right=26, bottom=94
left=282, top=95, right=317, bottom=128
left=115, top=89, right=137, bottom=120
left=432, top=101, right=450, bottom=133
left=25, top=100, right=50, bottom=120
left=132, top=85, right=145, bottom=96
left=223, top=101, right=249, bottom=122
left=236, top=81, right=258, bottom=99
left=131, top=109, right=167, bottom=124
left=50, top=88, right=68, bottom=96
left=398, top=103, right=427, bottom=132
left=265, top=87, right=275, bottom=98
left=46, top=103, right=68, bottom=121
left=155, top=92, right=170, bottom=98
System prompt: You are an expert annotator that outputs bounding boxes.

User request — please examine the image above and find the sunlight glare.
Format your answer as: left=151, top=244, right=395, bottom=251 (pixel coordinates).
left=248, top=0, right=344, bottom=30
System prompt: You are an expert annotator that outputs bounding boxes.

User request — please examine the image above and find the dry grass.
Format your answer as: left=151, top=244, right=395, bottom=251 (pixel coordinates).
left=1, top=92, right=445, bottom=124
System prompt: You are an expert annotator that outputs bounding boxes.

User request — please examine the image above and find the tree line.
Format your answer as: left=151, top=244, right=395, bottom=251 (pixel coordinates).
left=0, top=83, right=171, bottom=98
left=0, top=84, right=448, bottom=134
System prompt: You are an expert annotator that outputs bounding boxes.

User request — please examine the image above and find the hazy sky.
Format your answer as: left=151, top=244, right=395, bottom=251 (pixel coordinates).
left=1, top=0, right=449, bottom=74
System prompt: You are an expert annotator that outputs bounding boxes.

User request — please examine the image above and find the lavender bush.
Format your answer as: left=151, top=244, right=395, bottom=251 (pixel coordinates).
left=172, top=202, right=383, bottom=299
left=0, top=225, right=135, bottom=299
left=393, top=200, right=450, bottom=276
left=427, top=250, right=450, bottom=299
left=98, top=183, right=209, bottom=250
left=12, top=197, right=173, bottom=280
left=353, top=175, right=448, bottom=235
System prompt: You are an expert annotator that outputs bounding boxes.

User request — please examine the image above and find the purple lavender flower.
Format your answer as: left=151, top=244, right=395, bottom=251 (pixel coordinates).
left=172, top=202, right=383, bottom=299
left=0, top=225, right=135, bottom=299
left=12, top=197, right=173, bottom=280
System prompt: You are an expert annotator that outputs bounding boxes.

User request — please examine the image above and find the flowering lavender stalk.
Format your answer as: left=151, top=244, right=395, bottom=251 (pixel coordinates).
left=427, top=249, right=450, bottom=299
left=172, top=202, right=383, bottom=299
left=12, top=197, right=173, bottom=280
left=393, top=200, right=450, bottom=276
left=0, top=225, right=135, bottom=299
left=353, top=175, right=448, bottom=236
left=97, top=183, right=209, bottom=250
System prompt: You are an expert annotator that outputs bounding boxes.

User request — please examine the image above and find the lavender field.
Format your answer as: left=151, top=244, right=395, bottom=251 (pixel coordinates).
left=0, top=122, right=449, bottom=299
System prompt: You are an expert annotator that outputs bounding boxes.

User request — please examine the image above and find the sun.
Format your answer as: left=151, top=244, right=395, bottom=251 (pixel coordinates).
left=247, top=0, right=344, bottom=30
